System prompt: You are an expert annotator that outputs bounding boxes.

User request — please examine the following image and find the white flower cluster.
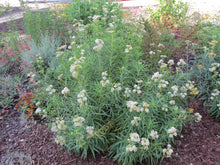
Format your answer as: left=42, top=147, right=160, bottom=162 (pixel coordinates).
left=126, top=144, right=138, bottom=152
left=217, top=103, right=220, bottom=110
left=132, top=84, right=142, bottom=94
left=167, top=127, right=177, bottom=138
left=158, top=43, right=165, bottom=48
left=151, top=72, right=162, bottom=82
left=169, top=100, right=175, bottom=105
left=125, top=45, right=132, bottom=53
left=126, top=101, right=139, bottom=112
left=158, top=80, right=169, bottom=89
left=194, top=112, right=202, bottom=122
left=111, top=83, right=122, bottom=92
left=126, top=101, right=150, bottom=113
left=126, top=133, right=150, bottom=152
left=168, top=85, right=187, bottom=98
left=70, top=56, right=86, bottom=79
left=46, top=85, right=56, bottom=95
left=55, top=135, right=66, bottom=146
left=177, top=59, right=186, bottom=66
left=92, top=15, right=101, bottom=22
left=131, top=116, right=141, bottom=126
left=77, top=90, right=87, bottom=107
left=73, top=116, right=85, bottom=127
left=56, top=51, right=64, bottom=58
left=80, top=49, right=85, bottom=55
left=86, top=126, right=94, bottom=138
left=35, top=107, right=46, bottom=117
left=141, top=102, right=150, bottom=113
left=100, top=71, right=110, bottom=87
left=141, top=138, right=150, bottom=150
left=149, top=51, right=156, bottom=55
left=51, top=118, right=67, bottom=132
left=163, top=144, right=173, bottom=157
left=210, top=89, right=220, bottom=100
left=57, top=44, right=67, bottom=51
left=162, top=104, right=168, bottom=112
left=93, top=39, right=104, bottom=52
left=124, top=87, right=131, bottom=97
left=170, top=85, right=179, bottom=96
left=150, top=130, right=159, bottom=140
left=167, top=59, right=174, bottom=66
left=130, top=133, right=140, bottom=142
left=61, top=87, right=70, bottom=95
left=158, top=59, right=167, bottom=70
left=209, top=63, right=220, bottom=72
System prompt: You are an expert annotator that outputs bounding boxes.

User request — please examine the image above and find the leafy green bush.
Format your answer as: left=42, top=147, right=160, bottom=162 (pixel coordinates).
left=190, top=40, right=220, bottom=119
left=148, top=0, right=188, bottom=27
left=22, top=34, right=62, bottom=74
left=23, top=8, right=67, bottom=43
left=0, top=75, right=21, bottom=111
left=33, top=6, right=201, bottom=164
left=64, top=0, right=122, bottom=25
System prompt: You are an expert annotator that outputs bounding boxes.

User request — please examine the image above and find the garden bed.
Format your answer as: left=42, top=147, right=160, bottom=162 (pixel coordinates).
left=0, top=1, right=220, bottom=165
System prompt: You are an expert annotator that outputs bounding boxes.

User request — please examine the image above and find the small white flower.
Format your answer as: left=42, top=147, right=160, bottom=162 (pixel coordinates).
left=46, top=85, right=53, bottom=91
left=126, top=144, right=138, bottom=152
left=126, top=101, right=139, bottom=112
left=130, top=133, right=140, bottom=142
left=73, top=116, right=85, bottom=127
left=86, top=126, right=94, bottom=137
left=35, top=101, right=41, bottom=106
left=61, top=87, right=70, bottom=95
left=150, top=130, right=159, bottom=140
left=169, top=100, right=175, bottom=105
left=124, top=48, right=129, bottom=53
left=109, top=23, right=114, bottom=27
left=55, top=135, right=66, bottom=145
left=151, top=72, right=162, bottom=82
left=95, top=39, right=104, bottom=45
left=168, top=59, right=174, bottom=66
left=35, top=107, right=42, bottom=114
left=162, top=104, right=168, bottom=112
left=131, top=117, right=141, bottom=126
left=158, top=43, right=165, bottom=48
left=93, top=44, right=103, bottom=52
left=56, top=120, right=67, bottom=130
left=177, top=59, right=186, bottom=66
left=72, top=71, right=78, bottom=79
left=124, top=88, right=131, bottom=97
left=149, top=51, right=156, bottom=55
left=167, top=127, right=177, bottom=138
left=163, top=144, right=173, bottom=157
left=194, top=113, right=202, bottom=122
left=141, top=138, right=150, bottom=146
left=49, top=89, right=56, bottom=95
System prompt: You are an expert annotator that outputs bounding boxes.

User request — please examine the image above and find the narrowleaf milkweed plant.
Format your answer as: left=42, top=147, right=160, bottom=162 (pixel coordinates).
left=32, top=2, right=201, bottom=165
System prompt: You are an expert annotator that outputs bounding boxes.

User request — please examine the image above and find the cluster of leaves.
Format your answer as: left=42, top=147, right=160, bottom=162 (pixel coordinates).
left=190, top=40, right=220, bottom=119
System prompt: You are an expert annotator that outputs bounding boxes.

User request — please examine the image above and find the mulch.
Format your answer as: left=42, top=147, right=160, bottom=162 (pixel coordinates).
left=0, top=6, right=220, bottom=165
left=0, top=100, right=220, bottom=165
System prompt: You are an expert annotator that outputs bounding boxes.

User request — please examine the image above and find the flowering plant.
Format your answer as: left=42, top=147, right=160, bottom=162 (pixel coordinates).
left=32, top=2, right=202, bottom=165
